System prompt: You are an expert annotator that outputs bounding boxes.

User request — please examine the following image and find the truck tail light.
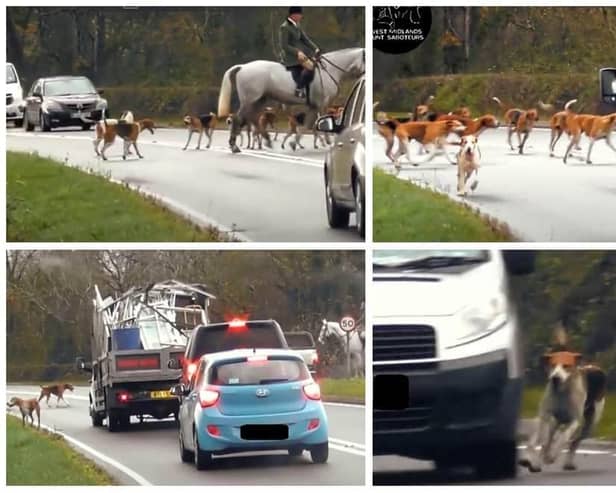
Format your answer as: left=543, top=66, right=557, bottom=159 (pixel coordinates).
left=186, top=361, right=197, bottom=381
left=117, top=391, right=132, bottom=403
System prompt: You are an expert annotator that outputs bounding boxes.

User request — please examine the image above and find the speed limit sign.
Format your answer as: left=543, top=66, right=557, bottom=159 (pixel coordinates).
left=340, top=316, right=356, bottom=332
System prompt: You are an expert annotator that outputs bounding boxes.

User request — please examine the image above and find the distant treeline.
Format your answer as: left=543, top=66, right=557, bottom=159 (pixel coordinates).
left=6, top=251, right=364, bottom=381
left=7, top=7, right=364, bottom=93
left=374, top=7, right=616, bottom=83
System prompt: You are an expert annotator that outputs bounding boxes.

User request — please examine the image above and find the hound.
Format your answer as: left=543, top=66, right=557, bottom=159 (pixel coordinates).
left=548, top=99, right=578, bottom=157
left=281, top=111, right=330, bottom=151
left=393, top=119, right=467, bottom=166
left=182, top=112, right=217, bottom=150
left=436, top=114, right=499, bottom=136
left=39, top=383, right=75, bottom=407
left=456, top=135, right=481, bottom=196
left=7, top=396, right=41, bottom=429
left=563, top=112, right=616, bottom=164
left=94, top=114, right=155, bottom=160
left=492, top=96, right=538, bottom=154
left=250, top=107, right=279, bottom=150
left=519, top=327, right=606, bottom=473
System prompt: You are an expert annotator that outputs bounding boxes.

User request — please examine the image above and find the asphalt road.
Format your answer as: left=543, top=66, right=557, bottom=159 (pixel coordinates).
left=373, top=127, right=616, bottom=241
left=6, top=385, right=365, bottom=485
left=6, top=126, right=360, bottom=242
left=373, top=445, right=616, bottom=485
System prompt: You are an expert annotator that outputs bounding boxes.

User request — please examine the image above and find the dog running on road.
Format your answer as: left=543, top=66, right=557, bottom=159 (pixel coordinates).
left=519, top=327, right=607, bottom=472
left=456, top=135, right=481, bottom=196
left=492, top=96, right=538, bottom=154
left=94, top=111, right=156, bottom=160
left=7, top=396, right=41, bottom=429
left=182, top=112, right=217, bottom=150
left=38, top=383, right=74, bottom=407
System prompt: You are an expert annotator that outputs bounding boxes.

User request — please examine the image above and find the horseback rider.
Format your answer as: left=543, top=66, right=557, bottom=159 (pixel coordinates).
left=279, top=7, right=321, bottom=99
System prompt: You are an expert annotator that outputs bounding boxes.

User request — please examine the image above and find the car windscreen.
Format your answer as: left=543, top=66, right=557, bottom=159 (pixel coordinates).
left=209, top=358, right=308, bottom=386
left=188, top=322, right=286, bottom=359
left=6, top=65, right=17, bottom=84
left=373, top=249, right=490, bottom=270
left=601, top=69, right=616, bottom=97
left=284, top=333, right=314, bottom=349
left=44, top=78, right=96, bottom=96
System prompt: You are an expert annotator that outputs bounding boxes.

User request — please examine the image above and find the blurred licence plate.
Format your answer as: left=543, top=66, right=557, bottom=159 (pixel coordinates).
left=374, top=374, right=409, bottom=410
left=71, top=111, right=91, bottom=118
left=151, top=390, right=171, bottom=399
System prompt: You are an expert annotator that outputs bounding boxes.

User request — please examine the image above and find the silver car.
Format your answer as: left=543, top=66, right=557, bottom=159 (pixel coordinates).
left=317, top=76, right=365, bottom=238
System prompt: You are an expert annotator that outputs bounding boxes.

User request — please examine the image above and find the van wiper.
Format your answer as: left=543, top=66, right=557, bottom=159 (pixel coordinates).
left=373, top=256, right=485, bottom=271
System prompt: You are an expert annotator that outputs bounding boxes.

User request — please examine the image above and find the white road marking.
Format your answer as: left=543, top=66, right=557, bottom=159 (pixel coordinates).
left=6, top=410, right=151, bottom=485
left=324, top=401, right=365, bottom=409
left=329, top=442, right=365, bottom=457
left=517, top=445, right=613, bottom=455
left=329, top=437, right=365, bottom=451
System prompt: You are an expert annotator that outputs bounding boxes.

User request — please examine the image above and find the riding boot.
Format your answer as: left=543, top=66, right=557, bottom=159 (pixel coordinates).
left=295, top=69, right=311, bottom=99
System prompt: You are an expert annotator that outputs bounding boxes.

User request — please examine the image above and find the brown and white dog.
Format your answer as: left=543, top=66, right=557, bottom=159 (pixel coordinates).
left=182, top=112, right=217, bottom=150
left=38, top=383, right=74, bottom=407
left=519, top=328, right=606, bottom=472
left=492, top=96, right=538, bottom=154
left=563, top=112, right=616, bottom=164
left=281, top=111, right=329, bottom=151
left=7, top=396, right=41, bottom=428
left=548, top=99, right=578, bottom=157
left=456, top=135, right=481, bottom=196
left=436, top=114, right=499, bottom=137
left=94, top=111, right=155, bottom=160
left=393, top=119, right=467, bottom=167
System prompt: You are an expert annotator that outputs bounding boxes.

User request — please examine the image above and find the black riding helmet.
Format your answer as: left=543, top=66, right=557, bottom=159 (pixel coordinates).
left=289, top=7, right=302, bottom=15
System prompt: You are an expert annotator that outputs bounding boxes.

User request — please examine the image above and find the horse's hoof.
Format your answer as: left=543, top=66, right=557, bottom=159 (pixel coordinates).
left=139, top=155, right=143, bottom=159
left=586, top=160, right=592, bottom=164
left=563, top=462, right=577, bottom=471
left=231, top=145, right=241, bottom=154
left=470, top=180, right=478, bottom=191
left=122, top=156, right=126, bottom=160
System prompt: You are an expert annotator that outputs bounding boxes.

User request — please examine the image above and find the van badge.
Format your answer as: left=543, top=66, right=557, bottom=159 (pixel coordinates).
left=256, top=388, right=270, bottom=398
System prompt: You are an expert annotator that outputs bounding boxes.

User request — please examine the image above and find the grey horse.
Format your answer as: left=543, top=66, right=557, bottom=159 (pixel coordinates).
left=217, top=47, right=365, bottom=153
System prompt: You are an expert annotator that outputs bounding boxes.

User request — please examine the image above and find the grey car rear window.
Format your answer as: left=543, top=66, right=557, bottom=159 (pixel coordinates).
left=209, top=358, right=308, bottom=386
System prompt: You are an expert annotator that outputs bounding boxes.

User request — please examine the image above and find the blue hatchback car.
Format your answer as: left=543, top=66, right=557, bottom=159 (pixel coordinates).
left=173, top=348, right=329, bottom=470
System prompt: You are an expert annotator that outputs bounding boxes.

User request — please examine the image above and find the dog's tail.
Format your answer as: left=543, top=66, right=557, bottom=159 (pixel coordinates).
left=424, top=94, right=435, bottom=105
left=538, top=100, right=554, bottom=112
left=491, top=96, right=505, bottom=110
left=552, top=323, right=568, bottom=350
left=217, top=64, right=242, bottom=118
left=564, top=99, right=578, bottom=111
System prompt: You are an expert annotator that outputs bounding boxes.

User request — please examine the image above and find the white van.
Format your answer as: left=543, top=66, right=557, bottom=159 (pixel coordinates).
left=372, top=249, right=534, bottom=480
left=6, top=63, right=24, bottom=126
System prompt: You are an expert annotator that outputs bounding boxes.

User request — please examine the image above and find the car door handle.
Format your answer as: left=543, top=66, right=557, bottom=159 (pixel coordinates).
left=337, top=142, right=344, bottom=148
left=349, top=138, right=356, bottom=144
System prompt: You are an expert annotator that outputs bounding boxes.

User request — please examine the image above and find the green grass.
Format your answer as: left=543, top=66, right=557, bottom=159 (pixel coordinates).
left=7, top=151, right=225, bottom=242
left=521, top=386, right=616, bottom=441
left=373, top=169, right=515, bottom=241
left=6, top=415, right=115, bottom=485
left=320, top=378, right=364, bottom=403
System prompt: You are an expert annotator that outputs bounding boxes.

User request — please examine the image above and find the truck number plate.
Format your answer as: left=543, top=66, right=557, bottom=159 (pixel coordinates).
left=150, top=390, right=171, bottom=399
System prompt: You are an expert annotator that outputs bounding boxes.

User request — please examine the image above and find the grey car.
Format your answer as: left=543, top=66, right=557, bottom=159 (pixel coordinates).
left=317, top=76, right=365, bottom=238
left=23, top=75, right=107, bottom=132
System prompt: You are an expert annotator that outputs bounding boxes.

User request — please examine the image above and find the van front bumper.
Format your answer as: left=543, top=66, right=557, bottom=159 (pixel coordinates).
left=373, top=350, right=521, bottom=459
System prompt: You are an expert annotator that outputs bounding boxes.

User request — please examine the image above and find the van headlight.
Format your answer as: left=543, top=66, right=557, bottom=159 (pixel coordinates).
left=449, top=294, right=508, bottom=348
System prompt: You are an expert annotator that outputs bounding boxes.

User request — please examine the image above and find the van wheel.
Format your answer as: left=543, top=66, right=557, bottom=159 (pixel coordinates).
left=179, top=429, right=194, bottom=463
left=325, top=171, right=350, bottom=229
left=194, top=430, right=213, bottom=470
left=353, top=175, right=365, bottom=238
left=24, top=114, right=34, bottom=132
left=310, top=442, right=329, bottom=464
left=474, top=441, right=517, bottom=479
left=288, top=447, right=303, bottom=457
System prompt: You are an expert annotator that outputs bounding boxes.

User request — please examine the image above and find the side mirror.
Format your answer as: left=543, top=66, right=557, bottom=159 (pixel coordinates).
left=316, top=115, right=338, bottom=133
left=97, top=88, right=105, bottom=95
left=76, top=357, right=92, bottom=373
left=168, top=359, right=180, bottom=370
left=170, top=384, right=188, bottom=397
left=503, top=250, right=535, bottom=276
left=32, top=92, right=43, bottom=100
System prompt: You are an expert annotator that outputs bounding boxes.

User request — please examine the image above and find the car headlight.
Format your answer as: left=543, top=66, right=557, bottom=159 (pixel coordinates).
left=449, top=293, right=508, bottom=348
left=43, top=100, right=62, bottom=112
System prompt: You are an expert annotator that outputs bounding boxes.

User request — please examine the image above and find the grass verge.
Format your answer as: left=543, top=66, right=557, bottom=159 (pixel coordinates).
left=6, top=415, right=115, bottom=485
left=320, top=378, right=364, bottom=403
left=521, top=386, right=616, bottom=441
left=373, top=169, right=515, bottom=241
left=7, top=151, right=225, bottom=242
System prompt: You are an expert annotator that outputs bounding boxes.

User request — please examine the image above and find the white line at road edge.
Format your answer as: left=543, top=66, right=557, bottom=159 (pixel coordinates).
left=324, top=401, right=364, bottom=409
left=6, top=410, right=151, bottom=486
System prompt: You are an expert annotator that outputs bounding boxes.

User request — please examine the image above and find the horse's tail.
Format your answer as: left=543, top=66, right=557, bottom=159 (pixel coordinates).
left=217, top=64, right=242, bottom=118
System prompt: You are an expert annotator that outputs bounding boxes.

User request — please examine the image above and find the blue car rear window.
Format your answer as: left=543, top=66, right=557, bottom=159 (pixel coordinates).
left=209, top=359, right=309, bottom=386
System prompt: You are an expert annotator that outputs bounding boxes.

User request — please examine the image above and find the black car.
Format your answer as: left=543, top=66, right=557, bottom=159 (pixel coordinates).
left=172, top=319, right=289, bottom=384
left=23, top=75, right=107, bottom=132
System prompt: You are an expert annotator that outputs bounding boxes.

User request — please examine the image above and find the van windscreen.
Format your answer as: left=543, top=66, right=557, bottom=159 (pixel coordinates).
left=188, top=322, right=285, bottom=358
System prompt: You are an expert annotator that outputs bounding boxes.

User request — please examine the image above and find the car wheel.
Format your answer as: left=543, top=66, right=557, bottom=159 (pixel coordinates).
left=179, top=428, right=194, bottom=463
left=288, top=447, right=303, bottom=457
left=40, top=111, right=51, bottom=132
left=24, top=113, right=34, bottom=132
left=81, top=123, right=92, bottom=131
left=474, top=441, right=517, bottom=480
left=310, top=442, right=329, bottom=464
left=14, top=119, right=23, bottom=128
left=325, top=170, right=350, bottom=229
left=353, top=175, right=365, bottom=238
left=194, top=430, right=213, bottom=470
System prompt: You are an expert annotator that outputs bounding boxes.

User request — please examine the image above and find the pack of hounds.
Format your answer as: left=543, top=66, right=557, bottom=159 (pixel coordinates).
left=375, top=95, right=616, bottom=197
left=91, top=105, right=344, bottom=160
left=6, top=383, right=74, bottom=429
